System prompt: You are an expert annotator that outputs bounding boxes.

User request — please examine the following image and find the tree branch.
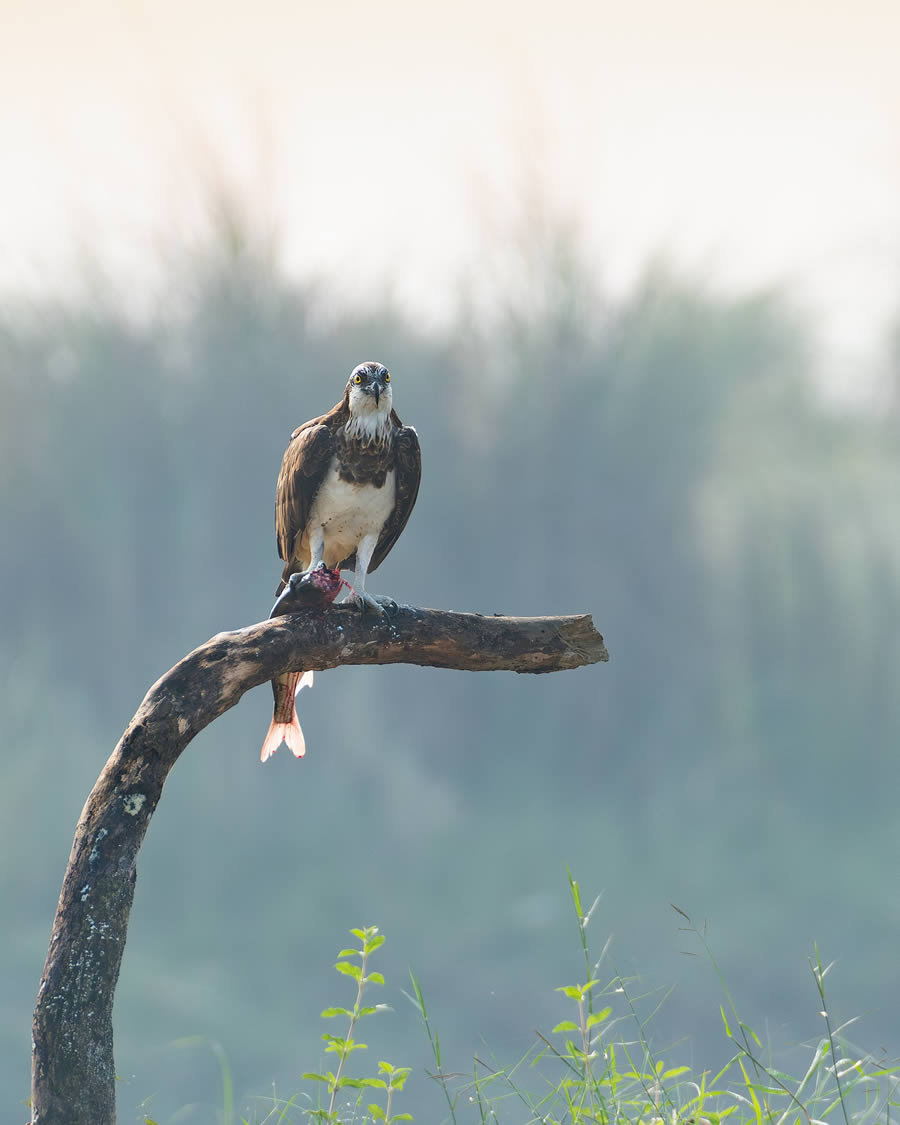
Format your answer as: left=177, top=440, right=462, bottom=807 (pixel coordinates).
left=31, top=605, right=608, bottom=1124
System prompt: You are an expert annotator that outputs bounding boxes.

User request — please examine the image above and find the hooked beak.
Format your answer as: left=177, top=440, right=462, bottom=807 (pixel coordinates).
left=373, top=383, right=381, bottom=406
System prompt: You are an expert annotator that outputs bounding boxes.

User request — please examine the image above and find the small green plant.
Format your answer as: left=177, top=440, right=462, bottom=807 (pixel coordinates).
left=300, top=925, right=412, bottom=1125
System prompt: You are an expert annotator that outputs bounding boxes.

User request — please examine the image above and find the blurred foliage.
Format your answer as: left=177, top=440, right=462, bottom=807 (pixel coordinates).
left=2, top=221, right=900, bottom=1123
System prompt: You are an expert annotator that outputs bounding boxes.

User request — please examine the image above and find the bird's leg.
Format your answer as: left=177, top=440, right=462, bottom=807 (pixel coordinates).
left=285, top=528, right=326, bottom=592
left=305, top=527, right=325, bottom=572
left=349, top=533, right=395, bottom=615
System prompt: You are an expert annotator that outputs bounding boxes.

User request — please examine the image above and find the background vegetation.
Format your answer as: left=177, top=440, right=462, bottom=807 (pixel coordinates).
left=2, top=212, right=899, bottom=1122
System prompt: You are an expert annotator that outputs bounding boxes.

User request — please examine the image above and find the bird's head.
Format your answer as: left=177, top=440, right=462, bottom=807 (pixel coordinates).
left=346, top=361, right=392, bottom=416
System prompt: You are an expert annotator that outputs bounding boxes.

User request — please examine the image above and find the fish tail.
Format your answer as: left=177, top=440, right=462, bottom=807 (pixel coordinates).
left=260, top=715, right=306, bottom=761
left=260, top=670, right=315, bottom=762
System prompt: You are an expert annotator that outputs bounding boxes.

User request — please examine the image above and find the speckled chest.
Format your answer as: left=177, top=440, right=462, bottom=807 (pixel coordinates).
left=305, top=431, right=397, bottom=548
left=334, top=431, right=396, bottom=487
left=307, top=461, right=396, bottom=551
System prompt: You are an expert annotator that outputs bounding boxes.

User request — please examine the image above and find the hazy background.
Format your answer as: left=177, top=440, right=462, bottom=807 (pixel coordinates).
left=3, top=0, right=900, bottom=1121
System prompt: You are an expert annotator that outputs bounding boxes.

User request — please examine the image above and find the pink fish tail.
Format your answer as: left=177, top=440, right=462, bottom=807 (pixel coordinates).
left=260, top=713, right=306, bottom=762
left=260, top=670, right=314, bottom=762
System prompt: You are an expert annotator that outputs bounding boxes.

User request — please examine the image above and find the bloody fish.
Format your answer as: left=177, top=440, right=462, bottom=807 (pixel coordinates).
left=260, top=564, right=350, bottom=762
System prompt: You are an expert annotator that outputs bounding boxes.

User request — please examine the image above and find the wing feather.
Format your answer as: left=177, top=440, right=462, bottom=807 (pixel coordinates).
left=369, top=421, right=422, bottom=573
left=275, top=421, right=335, bottom=584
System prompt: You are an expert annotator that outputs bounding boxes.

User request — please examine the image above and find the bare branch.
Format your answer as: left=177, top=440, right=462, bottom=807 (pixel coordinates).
left=31, top=605, right=607, bottom=1124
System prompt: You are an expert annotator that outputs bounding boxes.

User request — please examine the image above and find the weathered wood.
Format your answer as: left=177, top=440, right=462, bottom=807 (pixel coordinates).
left=31, top=605, right=608, bottom=1124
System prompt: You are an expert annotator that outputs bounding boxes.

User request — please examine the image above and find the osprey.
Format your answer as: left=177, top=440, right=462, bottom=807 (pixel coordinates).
left=261, top=361, right=421, bottom=761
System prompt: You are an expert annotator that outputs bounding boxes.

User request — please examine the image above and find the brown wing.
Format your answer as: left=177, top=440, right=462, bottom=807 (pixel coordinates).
left=274, top=420, right=336, bottom=589
left=369, top=421, right=422, bottom=573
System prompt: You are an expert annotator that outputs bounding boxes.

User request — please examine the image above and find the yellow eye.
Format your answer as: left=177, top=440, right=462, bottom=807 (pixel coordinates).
left=383, top=372, right=390, bottom=383
left=353, top=374, right=363, bottom=385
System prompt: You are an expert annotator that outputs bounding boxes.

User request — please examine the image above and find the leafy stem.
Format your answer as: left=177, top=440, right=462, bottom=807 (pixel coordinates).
left=302, top=925, right=407, bottom=1123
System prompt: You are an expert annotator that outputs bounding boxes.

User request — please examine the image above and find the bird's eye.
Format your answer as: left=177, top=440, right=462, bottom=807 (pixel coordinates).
left=383, top=372, right=390, bottom=383
left=353, top=373, right=363, bottom=385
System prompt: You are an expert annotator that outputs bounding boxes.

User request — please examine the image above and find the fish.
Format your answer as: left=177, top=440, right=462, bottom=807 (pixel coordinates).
left=261, top=668, right=316, bottom=761
left=260, top=564, right=349, bottom=762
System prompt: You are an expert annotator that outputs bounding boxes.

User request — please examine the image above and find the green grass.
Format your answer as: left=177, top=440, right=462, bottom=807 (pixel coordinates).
left=155, top=874, right=900, bottom=1125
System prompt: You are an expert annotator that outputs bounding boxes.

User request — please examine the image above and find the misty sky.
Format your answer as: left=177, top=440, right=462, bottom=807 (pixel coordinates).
left=3, top=0, right=900, bottom=376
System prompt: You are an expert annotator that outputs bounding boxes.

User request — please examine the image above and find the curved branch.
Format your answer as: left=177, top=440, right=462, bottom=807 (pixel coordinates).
left=31, top=605, right=608, bottom=1124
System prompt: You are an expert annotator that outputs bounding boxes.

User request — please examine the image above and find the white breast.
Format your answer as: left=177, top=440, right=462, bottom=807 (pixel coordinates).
left=307, top=461, right=396, bottom=565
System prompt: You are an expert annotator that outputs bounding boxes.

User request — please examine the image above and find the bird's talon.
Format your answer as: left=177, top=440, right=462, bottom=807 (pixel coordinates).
left=351, top=591, right=387, bottom=616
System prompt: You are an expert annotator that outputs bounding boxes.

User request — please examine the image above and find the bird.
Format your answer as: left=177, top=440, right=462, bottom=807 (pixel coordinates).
left=260, top=361, right=421, bottom=762
left=274, top=360, right=421, bottom=612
